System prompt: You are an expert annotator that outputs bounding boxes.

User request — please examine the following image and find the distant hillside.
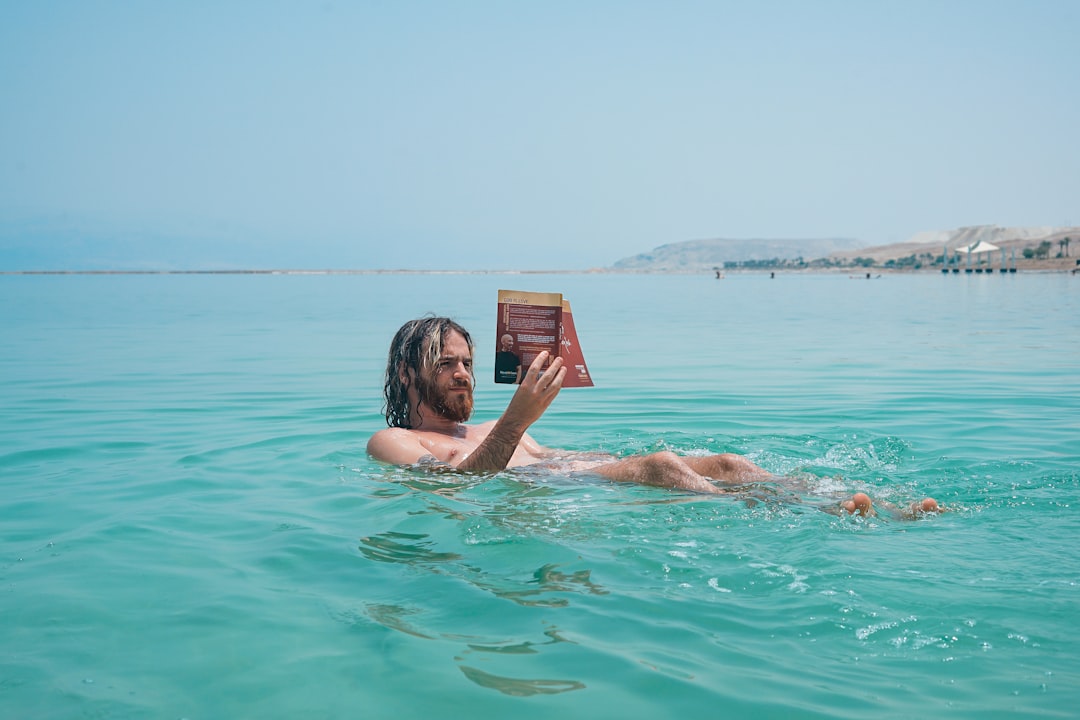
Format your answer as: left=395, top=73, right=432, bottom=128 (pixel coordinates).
left=611, top=237, right=866, bottom=271
left=828, top=225, right=1080, bottom=264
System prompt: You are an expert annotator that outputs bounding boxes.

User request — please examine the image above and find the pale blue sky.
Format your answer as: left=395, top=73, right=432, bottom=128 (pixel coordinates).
left=2, top=1, right=1077, bottom=270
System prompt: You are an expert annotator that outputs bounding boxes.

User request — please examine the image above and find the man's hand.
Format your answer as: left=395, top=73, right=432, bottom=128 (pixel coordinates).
left=504, top=351, right=566, bottom=429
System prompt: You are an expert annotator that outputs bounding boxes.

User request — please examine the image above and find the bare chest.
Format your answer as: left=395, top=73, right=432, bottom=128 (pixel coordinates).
left=414, top=424, right=540, bottom=467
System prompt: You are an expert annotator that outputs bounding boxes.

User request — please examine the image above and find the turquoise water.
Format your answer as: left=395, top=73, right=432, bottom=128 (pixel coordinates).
left=2, top=272, right=1078, bottom=718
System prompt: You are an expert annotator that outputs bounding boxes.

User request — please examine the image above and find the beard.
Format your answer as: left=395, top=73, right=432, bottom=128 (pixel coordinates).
left=418, top=376, right=474, bottom=423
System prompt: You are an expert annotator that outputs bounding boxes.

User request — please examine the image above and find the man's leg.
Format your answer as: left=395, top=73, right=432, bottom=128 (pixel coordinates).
left=593, top=451, right=724, bottom=494
left=591, top=451, right=945, bottom=518
left=681, top=453, right=774, bottom=484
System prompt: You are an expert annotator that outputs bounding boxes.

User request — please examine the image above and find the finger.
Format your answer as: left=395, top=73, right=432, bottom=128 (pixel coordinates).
left=540, top=356, right=564, bottom=382
left=548, top=363, right=567, bottom=390
left=527, top=351, right=549, bottom=372
left=522, top=351, right=549, bottom=384
left=537, top=372, right=560, bottom=392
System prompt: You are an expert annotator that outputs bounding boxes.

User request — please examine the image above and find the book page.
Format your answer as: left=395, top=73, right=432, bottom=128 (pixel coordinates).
left=495, top=290, right=562, bottom=384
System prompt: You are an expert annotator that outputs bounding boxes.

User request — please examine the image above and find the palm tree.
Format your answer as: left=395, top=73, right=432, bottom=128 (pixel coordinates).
left=1065, top=237, right=1071, bottom=257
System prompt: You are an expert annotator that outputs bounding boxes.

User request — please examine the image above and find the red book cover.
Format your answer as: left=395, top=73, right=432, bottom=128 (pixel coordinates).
left=495, top=289, right=592, bottom=387
left=558, top=299, right=593, bottom=387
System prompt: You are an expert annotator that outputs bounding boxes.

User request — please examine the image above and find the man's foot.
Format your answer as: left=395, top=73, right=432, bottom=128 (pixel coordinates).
left=839, top=493, right=944, bottom=520
left=840, top=492, right=875, bottom=516
left=902, top=497, right=943, bottom=518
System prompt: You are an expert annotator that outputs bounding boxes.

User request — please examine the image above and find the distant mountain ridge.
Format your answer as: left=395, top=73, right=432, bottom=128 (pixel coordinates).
left=611, top=226, right=1078, bottom=271
left=611, top=237, right=865, bottom=271
left=828, top=225, right=1080, bottom=263
left=903, top=225, right=1070, bottom=248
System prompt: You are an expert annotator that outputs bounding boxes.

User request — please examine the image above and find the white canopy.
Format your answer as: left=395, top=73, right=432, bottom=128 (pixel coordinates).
left=955, top=239, right=1000, bottom=254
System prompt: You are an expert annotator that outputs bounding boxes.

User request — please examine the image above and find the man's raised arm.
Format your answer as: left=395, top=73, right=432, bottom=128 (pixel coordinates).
left=455, top=352, right=566, bottom=472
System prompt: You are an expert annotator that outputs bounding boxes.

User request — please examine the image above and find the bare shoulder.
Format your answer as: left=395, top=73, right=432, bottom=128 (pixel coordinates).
left=366, top=427, right=427, bottom=465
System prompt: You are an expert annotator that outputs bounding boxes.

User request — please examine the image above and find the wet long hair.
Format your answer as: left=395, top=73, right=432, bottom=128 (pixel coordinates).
left=382, top=316, right=475, bottom=428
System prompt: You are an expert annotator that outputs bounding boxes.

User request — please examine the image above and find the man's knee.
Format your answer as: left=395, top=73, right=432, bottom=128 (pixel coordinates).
left=714, top=452, right=764, bottom=473
left=643, top=451, right=689, bottom=474
left=683, top=452, right=767, bottom=482
left=716, top=453, right=742, bottom=470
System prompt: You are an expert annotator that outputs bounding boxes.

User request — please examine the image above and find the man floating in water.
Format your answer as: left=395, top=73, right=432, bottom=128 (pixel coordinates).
left=367, top=316, right=942, bottom=519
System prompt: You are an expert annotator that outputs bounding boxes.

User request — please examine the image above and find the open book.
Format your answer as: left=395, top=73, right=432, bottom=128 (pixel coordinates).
left=495, top=289, right=593, bottom=387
